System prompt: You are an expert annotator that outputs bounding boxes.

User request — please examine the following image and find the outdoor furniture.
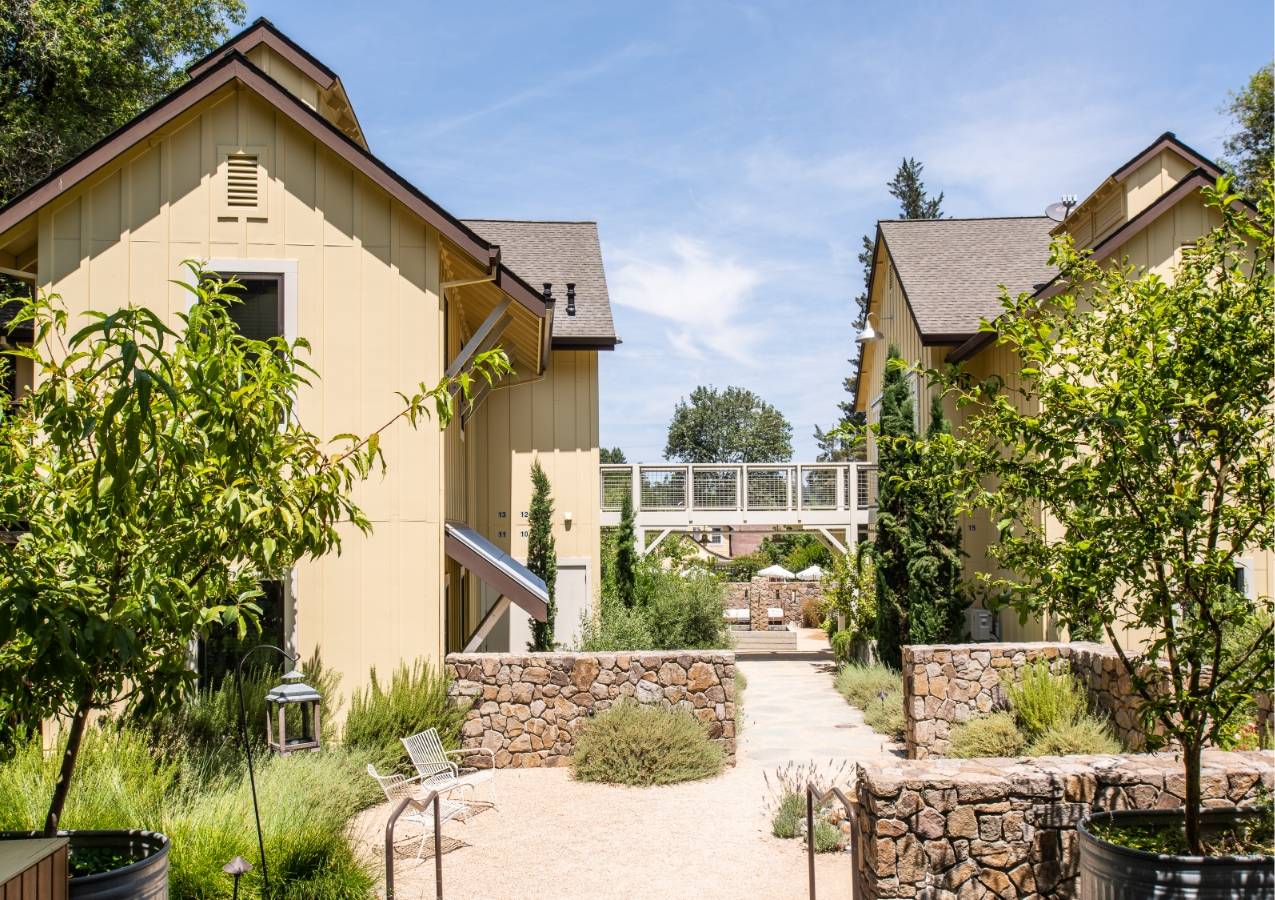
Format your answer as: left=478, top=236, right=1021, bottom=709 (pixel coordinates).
left=366, top=764, right=466, bottom=859
left=767, top=606, right=784, bottom=628
left=723, top=608, right=750, bottom=629
left=402, top=728, right=498, bottom=808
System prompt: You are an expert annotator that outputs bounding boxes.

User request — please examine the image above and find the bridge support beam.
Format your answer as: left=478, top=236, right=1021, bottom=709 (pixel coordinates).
left=815, top=527, right=849, bottom=555
left=639, top=528, right=672, bottom=557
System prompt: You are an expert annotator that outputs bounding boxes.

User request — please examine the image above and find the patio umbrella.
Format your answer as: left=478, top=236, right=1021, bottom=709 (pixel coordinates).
left=795, top=564, right=824, bottom=581
left=757, top=564, right=796, bottom=580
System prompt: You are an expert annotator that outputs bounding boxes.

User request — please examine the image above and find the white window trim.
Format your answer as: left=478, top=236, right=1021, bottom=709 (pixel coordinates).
left=1235, top=557, right=1256, bottom=600
left=197, top=258, right=299, bottom=344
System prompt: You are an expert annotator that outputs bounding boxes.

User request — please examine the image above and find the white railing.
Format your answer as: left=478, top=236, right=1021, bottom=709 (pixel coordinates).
left=599, top=462, right=877, bottom=528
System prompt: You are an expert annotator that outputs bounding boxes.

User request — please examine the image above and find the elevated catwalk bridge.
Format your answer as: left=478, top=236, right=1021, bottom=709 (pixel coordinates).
left=599, top=462, right=878, bottom=555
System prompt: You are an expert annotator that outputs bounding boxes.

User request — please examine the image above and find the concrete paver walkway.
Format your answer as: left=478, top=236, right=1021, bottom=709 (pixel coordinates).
left=355, top=637, right=898, bottom=899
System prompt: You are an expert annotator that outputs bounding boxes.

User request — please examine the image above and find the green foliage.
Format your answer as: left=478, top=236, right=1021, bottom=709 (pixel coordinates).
left=0, top=726, right=375, bottom=897
left=718, top=550, right=770, bottom=581
left=581, top=568, right=730, bottom=651
left=614, top=490, right=640, bottom=608
left=939, top=178, right=1274, bottom=852
left=0, top=0, right=246, bottom=204
left=664, top=385, right=793, bottom=463
left=1005, top=659, right=1089, bottom=740
left=572, top=702, right=725, bottom=786
left=830, top=630, right=853, bottom=663
left=1223, top=63, right=1274, bottom=196
left=759, top=532, right=831, bottom=572
left=599, top=446, right=627, bottom=463
left=1024, top=717, right=1122, bottom=757
left=771, top=791, right=804, bottom=838
left=824, top=543, right=876, bottom=643
left=341, top=659, right=464, bottom=770
left=873, top=350, right=966, bottom=667
left=862, top=691, right=905, bottom=741
left=834, top=663, right=899, bottom=711
left=579, top=593, right=655, bottom=651
left=0, top=267, right=508, bottom=832
left=948, top=712, right=1025, bottom=759
left=812, top=820, right=842, bottom=853
left=527, top=459, right=557, bottom=650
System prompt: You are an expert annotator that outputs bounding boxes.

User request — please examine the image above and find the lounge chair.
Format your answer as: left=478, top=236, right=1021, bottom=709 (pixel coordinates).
left=723, top=608, right=750, bottom=629
left=366, top=763, right=466, bottom=859
left=767, top=606, right=784, bottom=629
left=402, top=727, right=498, bottom=808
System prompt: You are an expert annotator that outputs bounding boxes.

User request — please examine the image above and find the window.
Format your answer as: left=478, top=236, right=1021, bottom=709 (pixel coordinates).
left=224, top=274, right=284, bottom=342
left=1234, top=559, right=1256, bottom=600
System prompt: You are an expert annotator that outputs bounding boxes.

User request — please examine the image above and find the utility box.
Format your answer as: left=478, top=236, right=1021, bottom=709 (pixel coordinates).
left=965, top=607, right=996, bottom=642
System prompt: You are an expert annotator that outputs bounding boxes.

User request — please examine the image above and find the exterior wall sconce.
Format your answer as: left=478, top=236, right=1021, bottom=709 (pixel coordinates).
left=856, top=318, right=881, bottom=344
left=563, top=510, right=573, bottom=529
left=265, top=669, right=323, bottom=755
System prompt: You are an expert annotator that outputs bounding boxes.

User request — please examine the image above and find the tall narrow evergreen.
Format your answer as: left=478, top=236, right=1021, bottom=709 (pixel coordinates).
left=872, top=347, right=915, bottom=667
left=614, top=488, right=639, bottom=608
left=527, top=459, right=557, bottom=651
left=873, top=351, right=966, bottom=668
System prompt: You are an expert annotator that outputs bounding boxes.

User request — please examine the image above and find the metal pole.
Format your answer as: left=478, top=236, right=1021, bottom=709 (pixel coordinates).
left=235, top=643, right=296, bottom=899
left=807, top=784, right=816, bottom=900
left=385, top=791, right=444, bottom=900
left=433, top=793, right=443, bottom=899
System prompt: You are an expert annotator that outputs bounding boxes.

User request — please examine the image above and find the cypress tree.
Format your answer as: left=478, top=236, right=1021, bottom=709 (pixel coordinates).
left=873, top=351, right=967, bottom=668
left=527, top=459, right=557, bottom=651
left=614, top=488, right=639, bottom=608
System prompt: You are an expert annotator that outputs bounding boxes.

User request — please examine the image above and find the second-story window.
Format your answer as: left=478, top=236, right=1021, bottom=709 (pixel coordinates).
left=223, top=274, right=284, bottom=342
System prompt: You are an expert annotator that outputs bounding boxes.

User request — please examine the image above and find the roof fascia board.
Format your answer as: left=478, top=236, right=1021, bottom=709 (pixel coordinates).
left=550, top=336, right=620, bottom=350
left=850, top=226, right=884, bottom=413
left=1112, top=132, right=1223, bottom=183
left=947, top=170, right=1219, bottom=364
left=188, top=18, right=337, bottom=89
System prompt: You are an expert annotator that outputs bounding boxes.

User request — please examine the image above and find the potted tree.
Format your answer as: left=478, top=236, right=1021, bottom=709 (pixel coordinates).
left=941, top=177, right=1273, bottom=894
left=0, top=265, right=506, bottom=894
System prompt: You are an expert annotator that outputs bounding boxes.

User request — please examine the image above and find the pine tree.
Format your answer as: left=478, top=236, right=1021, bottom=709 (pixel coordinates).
left=527, top=459, right=557, bottom=651
left=873, top=352, right=966, bottom=667
left=818, top=159, right=944, bottom=456
left=614, top=489, right=639, bottom=608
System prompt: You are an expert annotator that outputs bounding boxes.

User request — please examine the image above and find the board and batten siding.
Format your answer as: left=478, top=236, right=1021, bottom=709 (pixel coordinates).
left=35, top=86, right=451, bottom=703
left=463, top=349, right=602, bottom=650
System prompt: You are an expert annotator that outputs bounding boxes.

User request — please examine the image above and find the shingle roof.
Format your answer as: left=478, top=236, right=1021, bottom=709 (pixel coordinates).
left=462, top=220, right=618, bottom=347
left=878, top=217, right=1056, bottom=338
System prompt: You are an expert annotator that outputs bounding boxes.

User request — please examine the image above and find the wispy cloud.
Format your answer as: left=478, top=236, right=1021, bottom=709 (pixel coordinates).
left=610, top=236, right=766, bottom=362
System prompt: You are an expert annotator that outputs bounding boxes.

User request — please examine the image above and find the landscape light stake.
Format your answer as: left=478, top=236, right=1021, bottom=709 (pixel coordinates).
left=236, top=643, right=298, bottom=898
left=222, top=855, right=253, bottom=900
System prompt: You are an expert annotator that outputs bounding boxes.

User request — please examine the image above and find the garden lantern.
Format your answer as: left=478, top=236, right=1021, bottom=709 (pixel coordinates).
left=264, top=669, right=322, bottom=755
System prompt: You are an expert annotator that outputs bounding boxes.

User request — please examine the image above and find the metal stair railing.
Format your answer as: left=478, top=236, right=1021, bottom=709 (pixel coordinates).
left=385, top=789, right=444, bottom=899
left=807, top=781, right=861, bottom=900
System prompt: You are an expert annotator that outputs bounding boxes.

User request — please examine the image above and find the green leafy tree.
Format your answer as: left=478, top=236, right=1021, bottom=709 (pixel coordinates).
left=0, top=0, right=246, bottom=203
left=526, top=459, right=557, bottom=651
left=819, top=158, right=945, bottom=457
left=665, top=385, right=792, bottom=463
left=599, top=447, right=627, bottom=463
left=872, top=349, right=965, bottom=667
left=614, top=489, right=639, bottom=608
left=1222, top=63, right=1273, bottom=196
left=825, top=543, right=876, bottom=642
left=0, top=265, right=509, bottom=835
left=943, top=178, right=1273, bottom=853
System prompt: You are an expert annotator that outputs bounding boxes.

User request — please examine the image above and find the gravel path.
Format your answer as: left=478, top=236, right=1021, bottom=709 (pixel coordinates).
left=352, top=634, right=899, bottom=899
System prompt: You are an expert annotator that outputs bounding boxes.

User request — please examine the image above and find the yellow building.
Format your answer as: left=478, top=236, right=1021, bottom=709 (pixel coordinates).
left=853, top=132, right=1271, bottom=641
left=0, top=19, right=617, bottom=695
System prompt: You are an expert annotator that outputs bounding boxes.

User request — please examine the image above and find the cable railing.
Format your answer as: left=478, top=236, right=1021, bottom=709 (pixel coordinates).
left=600, top=462, right=878, bottom=516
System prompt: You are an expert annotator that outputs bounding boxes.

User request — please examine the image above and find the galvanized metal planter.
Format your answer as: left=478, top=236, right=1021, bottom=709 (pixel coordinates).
left=1078, top=808, right=1274, bottom=899
left=3, top=830, right=169, bottom=900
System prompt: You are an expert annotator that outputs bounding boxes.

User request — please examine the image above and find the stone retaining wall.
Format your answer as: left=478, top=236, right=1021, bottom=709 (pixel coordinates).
left=445, top=651, right=736, bottom=768
left=854, top=750, right=1274, bottom=899
left=722, top=577, right=822, bottom=629
left=902, top=642, right=1151, bottom=758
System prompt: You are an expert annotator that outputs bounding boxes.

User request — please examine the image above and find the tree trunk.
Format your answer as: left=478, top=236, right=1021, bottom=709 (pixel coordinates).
left=1182, top=738, right=1203, bottom=855
left=42, top=693, right=92, bottom=837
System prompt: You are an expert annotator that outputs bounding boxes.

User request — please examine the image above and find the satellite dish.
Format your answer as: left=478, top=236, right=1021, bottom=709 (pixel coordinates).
left=1045, top=194, right=1079, bottom=222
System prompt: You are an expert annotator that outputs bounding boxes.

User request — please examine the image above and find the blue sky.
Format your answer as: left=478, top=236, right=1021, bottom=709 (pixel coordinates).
left=247, top=1, right=1272, bottom=460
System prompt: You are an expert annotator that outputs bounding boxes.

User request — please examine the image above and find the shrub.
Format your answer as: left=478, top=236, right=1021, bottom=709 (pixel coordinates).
left=861, top=690, right=905, bottom=741
left=342, top=659, right=465, bottom=769
left=1005, top=659, right=1088, bottom=738
left=580, top=570, right=732, bottom=651
left=0, top=727, right=376, bottom=899
left=579, top=594, right=655, bottom=651
left=801, top=596, right=825, bottom=628
left=572, top=702, right=724, bottom=786
left=735, top=668, right=747, bottom=733
left=813, top=820, right=842, bottom=853
left=948, top=712, right=1025, bottom=759
left=771, top=791, right=804, bottom=838
left=834, top=663, right=899, bottom=711
left=830, top=631, right=852, bottom=663
left=1024, top=717, right=1122, bottom=757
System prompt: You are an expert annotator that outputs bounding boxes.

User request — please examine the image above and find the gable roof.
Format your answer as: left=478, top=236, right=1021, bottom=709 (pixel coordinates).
left=188, top=17, right=336, bottom=87
left=877, top=216, right=1056, bottom=340
left=463, top=220, right=618, bottom=348
left=0, top=49, right=548, bottom=324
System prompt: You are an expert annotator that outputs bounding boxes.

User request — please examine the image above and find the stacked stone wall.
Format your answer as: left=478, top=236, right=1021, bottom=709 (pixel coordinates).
left=721, top=577, right=822, bottom=629
left=445, top=651, right=735, bottom=768
left=854, top=750, right=1273, bottom=898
